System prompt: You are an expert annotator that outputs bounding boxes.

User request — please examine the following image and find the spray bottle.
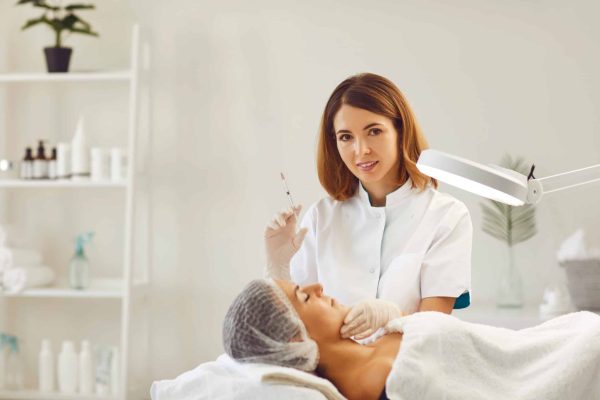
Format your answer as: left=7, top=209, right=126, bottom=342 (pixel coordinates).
left=0, top=334, right=6, bottom=389
left=69, top=232, right=94, bottom=290
left=5, top=335, right=23, bottom=390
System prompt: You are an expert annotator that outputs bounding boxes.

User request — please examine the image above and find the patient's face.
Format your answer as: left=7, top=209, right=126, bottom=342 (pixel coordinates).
left=276, top=280, right=349, bottom=342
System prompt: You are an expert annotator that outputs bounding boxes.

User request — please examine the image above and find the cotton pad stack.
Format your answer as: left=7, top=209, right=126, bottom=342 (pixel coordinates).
left=558, top=229, right=600, bottom=311
left=0, top=225, right=55, bottom=293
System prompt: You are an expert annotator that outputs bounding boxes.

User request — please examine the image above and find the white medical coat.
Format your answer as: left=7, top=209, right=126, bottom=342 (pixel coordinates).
left=290, top=179, right=472, bottom=314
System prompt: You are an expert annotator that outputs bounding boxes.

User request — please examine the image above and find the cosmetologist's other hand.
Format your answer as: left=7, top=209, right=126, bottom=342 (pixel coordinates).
left=264, top=205, right=308, bottom=280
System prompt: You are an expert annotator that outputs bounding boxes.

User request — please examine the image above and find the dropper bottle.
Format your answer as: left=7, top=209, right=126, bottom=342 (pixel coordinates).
left=33, top=140, right=48, bottom=179
left=19, top=147, right=34, bottom=179
left=69, top=231, right=94, bottom=290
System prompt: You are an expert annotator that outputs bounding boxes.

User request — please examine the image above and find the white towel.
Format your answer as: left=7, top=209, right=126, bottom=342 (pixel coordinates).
left=0, top=226, right=6, bottom=247
left=2, top=266, right=55, bottom=293
left=0, top=225, right=27, bottom=248
left=214, top=354, right=345, bottom=400
left=384, top=311, right=600, bottom=400
left=0, top=247, right=43, bottom=270
left=150, top=354, right=344, bottom=400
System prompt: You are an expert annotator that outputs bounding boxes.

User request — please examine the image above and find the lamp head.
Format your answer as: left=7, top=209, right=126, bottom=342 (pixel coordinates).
left=417, top=149, right=530, bottom=206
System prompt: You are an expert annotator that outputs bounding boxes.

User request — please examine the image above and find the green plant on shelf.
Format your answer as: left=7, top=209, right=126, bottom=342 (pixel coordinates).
left=17, top=0, right=99, bottom=48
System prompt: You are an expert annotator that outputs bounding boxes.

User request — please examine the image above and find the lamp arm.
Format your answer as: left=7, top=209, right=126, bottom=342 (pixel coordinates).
left=526, top=163, right=600, bottom=204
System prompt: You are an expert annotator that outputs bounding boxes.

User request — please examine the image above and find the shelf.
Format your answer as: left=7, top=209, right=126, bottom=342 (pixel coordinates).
left=0, top=179, right=127, bottom=188
left=2, top=279, right=124, bottom=299
left=0, top=389, right=117, bottom=400
left=0, top=71, right=132, bottom=83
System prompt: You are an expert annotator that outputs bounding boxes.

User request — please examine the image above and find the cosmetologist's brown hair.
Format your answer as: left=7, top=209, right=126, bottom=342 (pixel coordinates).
left=316, top=72, right=437, bottom=201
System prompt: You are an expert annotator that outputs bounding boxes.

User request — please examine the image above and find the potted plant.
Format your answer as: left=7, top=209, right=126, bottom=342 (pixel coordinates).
left=480, top=154, right=537, bottom=308
left=17, top=0, right=99, bottom=73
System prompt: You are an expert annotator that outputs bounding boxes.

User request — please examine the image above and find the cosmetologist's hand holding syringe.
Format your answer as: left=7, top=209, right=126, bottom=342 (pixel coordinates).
left=264, top=173, right=308, bottom=281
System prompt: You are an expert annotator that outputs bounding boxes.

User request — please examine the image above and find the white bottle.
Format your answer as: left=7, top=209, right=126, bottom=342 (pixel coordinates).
left=39, top=339, right=54, bottom=393
left=47, top=147, right=58, bottom=180
left=58, top=341, right=78, bottom=394
left=56, top=142, right=71, bottom=179
left=90, top=148, right=107, bottom=181
left=79, top=340, right=93, bottom=395
left=70, top=116, right=89, bottom=180
left=110, top=148, right=123, bottom=182
left=110, top=347, right=120, bottom=396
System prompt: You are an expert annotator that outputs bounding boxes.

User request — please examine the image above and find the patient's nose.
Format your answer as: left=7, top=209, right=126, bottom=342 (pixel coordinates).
left=303, top=283, right=323, bottom=297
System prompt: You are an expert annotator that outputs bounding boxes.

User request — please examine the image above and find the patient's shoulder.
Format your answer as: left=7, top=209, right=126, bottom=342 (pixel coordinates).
left=344, top=359, right=390, bottom=400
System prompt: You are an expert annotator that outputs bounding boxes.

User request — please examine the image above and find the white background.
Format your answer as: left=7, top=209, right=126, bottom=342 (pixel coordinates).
left=1, top=0, right=599, bottom=392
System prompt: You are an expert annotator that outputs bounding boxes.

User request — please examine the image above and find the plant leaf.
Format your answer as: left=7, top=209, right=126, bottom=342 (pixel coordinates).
left=21, top=15, right=51, bottom=30
left=512, top=228, right=537, bottom=245
left=512, top=212, right=536, bottom=229
left=69, top=27, right=99, bottom=36
left=489, top=200, right=509, bottom=216
left=48, top=17, right=66, bottom=31
left=482, top=222, right=509, bottom=242
left=16, top=0, right=42, bottom=5
left=62, top=13, right=98, bottom=36
left=482, top=214, right=507, bottom=234
left=19, top=0, right=60, bottom=11
left=65, top=4, right=95, bottom=11
left=479, top=153, right=538, bottom=247
left=481, top=203, right=507, bottom=228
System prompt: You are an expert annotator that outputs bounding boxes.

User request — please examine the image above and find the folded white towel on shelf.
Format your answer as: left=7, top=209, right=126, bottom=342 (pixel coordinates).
left=2, top=265, right=55, bottom=293
left=0, top=247, right=43, bottom=270
left=0, top=226, right=6, bottom=247
left=557, top=229, right=600, bottom=262
left=0, top=224, right=27, bottom=248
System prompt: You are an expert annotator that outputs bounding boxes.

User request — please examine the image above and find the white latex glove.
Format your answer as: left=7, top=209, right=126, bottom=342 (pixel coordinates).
left=264, top=205, right=308, bottom=280
left=340, top=299, right=403, bottom=340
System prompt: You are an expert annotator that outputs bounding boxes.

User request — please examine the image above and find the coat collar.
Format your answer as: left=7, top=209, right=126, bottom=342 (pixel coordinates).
left=357, top=178, right=414, bottom=208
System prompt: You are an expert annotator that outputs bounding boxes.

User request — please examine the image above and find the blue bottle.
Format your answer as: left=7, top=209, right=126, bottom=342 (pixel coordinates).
left=69, top=232, right=94, bottom=290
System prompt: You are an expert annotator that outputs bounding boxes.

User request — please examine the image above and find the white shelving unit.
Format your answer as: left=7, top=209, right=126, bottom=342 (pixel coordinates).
left=0, top=71, right=132, bottom=83
left=0, top=25, right=151, bottom=400
left=0, top=180, right=127, bottom=188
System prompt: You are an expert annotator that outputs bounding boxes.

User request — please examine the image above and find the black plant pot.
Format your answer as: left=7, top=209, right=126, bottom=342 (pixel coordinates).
left=43, top=47, right=72, bottom=73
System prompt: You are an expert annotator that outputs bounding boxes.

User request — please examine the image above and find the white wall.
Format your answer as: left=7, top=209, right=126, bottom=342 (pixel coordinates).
left=128, top=0, right=600, bottom=382
left=3, top=0, right=600, bottom=394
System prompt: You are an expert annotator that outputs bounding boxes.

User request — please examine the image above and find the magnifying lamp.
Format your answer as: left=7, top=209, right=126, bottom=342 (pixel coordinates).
left=416, top=149, right=600, bottom=206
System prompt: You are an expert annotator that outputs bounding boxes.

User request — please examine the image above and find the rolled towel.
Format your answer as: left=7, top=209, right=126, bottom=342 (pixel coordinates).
left=0, top=247, right=43, bottom=270
left=3, top=266, right=55, bottom=293
left=0, top=226, right=6, bottom=247
left=0, top=225, right=27, bottom=248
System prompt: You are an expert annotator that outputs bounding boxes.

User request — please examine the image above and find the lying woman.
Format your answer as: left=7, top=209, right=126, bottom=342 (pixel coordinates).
left=223, top=279, right=600, bottom=400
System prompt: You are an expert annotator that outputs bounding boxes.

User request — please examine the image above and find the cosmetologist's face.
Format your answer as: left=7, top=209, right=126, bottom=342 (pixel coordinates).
left=276, top=280, right=349, bottom=343
left=333, top=104, right=400, bottom=186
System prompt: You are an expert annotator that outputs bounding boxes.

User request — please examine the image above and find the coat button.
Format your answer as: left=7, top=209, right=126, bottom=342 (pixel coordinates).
left=369, top=267, right=376, bottom=273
